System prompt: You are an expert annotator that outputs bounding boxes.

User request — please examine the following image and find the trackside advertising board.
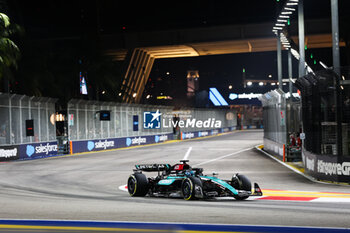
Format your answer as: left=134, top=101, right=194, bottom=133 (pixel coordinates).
left=0, top=145, right=20, bottom=161
left=70, top=134, right=174, bottom=154
left=19, top=141, right=58, bottom=160
left=181, top=127, right=236, bottom=140
left=302, top=149, right=350, bottom=183
left=1, top=126, right=237, bottom=161
left=0, top=142, right=59, bottom=161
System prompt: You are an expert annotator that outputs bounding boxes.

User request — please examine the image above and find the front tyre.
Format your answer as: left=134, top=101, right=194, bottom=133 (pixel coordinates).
left=128, top=173, right=149, bottom=197
left=232, top=174, right=252, bottom=201
left=182, top=177, right=202, bottom=200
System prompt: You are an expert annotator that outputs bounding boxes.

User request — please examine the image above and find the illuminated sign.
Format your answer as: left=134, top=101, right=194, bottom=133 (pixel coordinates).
left=229, top=93, right=262, bottom=100
left=285, top=92, right=300, bottom=98
left=229, top=93, right=238, bottom=100
left=229, top=92, right=300, bottom=101
left=209, top=88, right=228, bottom=106
left=157, top=96, right=172, bottom=100
left=133, top=115, right=139, bottom=131
left=80, top=72, right=88, bottom=95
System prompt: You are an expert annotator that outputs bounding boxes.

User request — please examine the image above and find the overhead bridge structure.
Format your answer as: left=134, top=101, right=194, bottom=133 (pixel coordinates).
left=102, top=19, right=345, bottom=103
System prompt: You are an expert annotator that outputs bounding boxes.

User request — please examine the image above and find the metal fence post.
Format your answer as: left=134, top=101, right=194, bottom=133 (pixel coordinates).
left=46, top=100, right=49, bottom=142
left=67, top=103, right=70, bottom=141
left=28, top=97, right=34, bottom=143
left=100, top=105, right=103, bottom=138
left=138, top=107, right=140, bottom=137
left=114, top=106, right=117, bottom=137
left=93, top=104, right=96, bottom=139
left=19, top=95, right=25, bottom=144
left=38, top=101, right=41, bottom=142
left=76, top=103, right=80, bottom=140
left=125, top=106, right=128, bottom=137
left=8, top=94, right=12, bottom=144
left=107, top=105, right=110, bottom=138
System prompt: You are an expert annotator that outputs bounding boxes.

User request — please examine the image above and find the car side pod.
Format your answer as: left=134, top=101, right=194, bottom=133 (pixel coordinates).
left=252, top=183, right=263, bottom=196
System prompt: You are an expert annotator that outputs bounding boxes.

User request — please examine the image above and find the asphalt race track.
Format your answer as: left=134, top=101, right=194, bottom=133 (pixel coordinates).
left=1, top=130, right=350, bottom=230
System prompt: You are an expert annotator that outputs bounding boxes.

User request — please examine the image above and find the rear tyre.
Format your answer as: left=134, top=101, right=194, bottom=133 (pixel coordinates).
left=128, top=173, right=149, bottom=197
left=232, top=174, right=251, bottom=201
left=182, top=177, right=202, bottom=200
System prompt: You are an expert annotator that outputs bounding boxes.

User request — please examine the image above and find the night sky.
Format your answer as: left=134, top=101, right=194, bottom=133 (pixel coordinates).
left=3, top=0, right=350, bottom=105
left=8, top=0, right=346, bottom=36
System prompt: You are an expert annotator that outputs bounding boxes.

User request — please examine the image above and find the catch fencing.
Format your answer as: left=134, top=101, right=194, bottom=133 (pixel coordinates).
left=0, top=93, right=57, bottom=145
left=259, top=89, right=287, bottom=146
left=67, top=99, right=237, bottom=154
left=67, top=99, right=237, bottom=141
left=0, top=95, right=237, bottom=160
left=294, top=67, right=350, bottom=183
left=67, top=100, right=174, bottom=141
left=258, top=89, right=303, bottom=160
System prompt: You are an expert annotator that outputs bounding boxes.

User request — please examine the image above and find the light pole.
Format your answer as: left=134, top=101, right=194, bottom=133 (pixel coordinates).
left=331, top=0, right=340, bottom=75
left=331, top=0, right=342, bottom=157
left=277, top=33, right=283, bottom=90
left=288, top=49, right=293, bottom=102
left=298, top=0, right=305, bottom=78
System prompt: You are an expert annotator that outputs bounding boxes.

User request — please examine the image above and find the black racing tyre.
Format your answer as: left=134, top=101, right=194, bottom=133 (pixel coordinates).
left=127, top=173, right=149, bottom=197
left=236, top=174, right=251, bottom=191
left=234, top=195, right=249, bottom=200
left=231, top=174, right=252, bottom=191
left=181, top=177, right=202, bottom=200
left=232, top=174, right=251, bottom=201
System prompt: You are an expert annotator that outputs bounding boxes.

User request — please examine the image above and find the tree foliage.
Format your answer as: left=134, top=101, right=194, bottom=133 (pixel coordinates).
left=0, top=13, right=20, bottom=86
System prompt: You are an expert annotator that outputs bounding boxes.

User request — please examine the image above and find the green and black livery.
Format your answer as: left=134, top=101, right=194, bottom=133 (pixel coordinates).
left=127, top=160, right=263, bottom=200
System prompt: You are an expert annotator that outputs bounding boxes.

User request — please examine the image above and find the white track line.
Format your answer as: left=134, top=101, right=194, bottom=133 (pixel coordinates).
left=183, top=147, right=192, bottom=160
left=311, top=198, right=350, bottom=203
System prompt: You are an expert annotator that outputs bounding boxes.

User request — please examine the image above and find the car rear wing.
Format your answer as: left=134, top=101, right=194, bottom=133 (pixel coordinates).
left=135, top=164, right=171, bottom=172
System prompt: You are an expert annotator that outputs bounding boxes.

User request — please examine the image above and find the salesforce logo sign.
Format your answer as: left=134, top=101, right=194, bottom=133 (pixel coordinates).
left=198, top=131, right=209, bottom=137
left=155, top=135, right=168, bottom=143
left=126, top=137, right=147, bottom=147
left=87, top=140, right=115, bottom=151
left=126, top=138, right=132, bottom=147
left=87, top=141, right=95, bottom=151
left=26, top=145, right=35, bottom=157
left=182, top=132, right=194, bottom=139
left=26, top=143, right=58, bottom=157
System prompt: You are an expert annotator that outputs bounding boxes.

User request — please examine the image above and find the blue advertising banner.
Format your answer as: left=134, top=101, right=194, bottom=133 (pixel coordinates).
left=181, top=126, right=236, bottom=140
left=71, top=134, right=174, bottom=154
left=71, top=138, right=118, bottom=154
left=19, top=141, right=58, bottom=160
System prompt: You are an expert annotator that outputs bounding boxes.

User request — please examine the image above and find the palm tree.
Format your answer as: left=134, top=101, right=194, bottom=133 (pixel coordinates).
left=0, top=12, right=20, bottom=92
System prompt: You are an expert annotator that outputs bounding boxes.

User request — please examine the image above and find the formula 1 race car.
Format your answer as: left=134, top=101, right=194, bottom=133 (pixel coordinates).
left=127, top=160, right=262, bottom=200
